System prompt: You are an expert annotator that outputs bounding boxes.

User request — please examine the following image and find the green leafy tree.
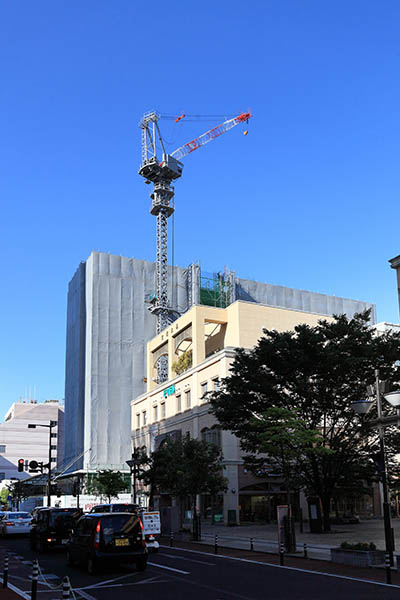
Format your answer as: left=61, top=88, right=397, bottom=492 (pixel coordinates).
left=0, top=487, right=9, bottom=507
left=86, top=470, right=129, bottom=503
left=243, top=407, right=330, bottom=507
left=140, top=436, right=227, bottom=525
left=6, top=481, right=29, bottom=510
left=210, top=311, right=400, bottom=532
left=172, top=350, right=193, bottom=375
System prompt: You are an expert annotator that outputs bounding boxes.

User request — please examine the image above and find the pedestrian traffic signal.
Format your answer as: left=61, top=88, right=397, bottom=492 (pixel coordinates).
left=17, top=458, right=24, bottom=472
left=28, top=460, right=43, bottom=473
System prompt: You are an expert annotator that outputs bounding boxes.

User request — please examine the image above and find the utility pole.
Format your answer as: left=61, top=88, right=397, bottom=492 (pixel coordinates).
left=28, top=420, right=57, bottom=507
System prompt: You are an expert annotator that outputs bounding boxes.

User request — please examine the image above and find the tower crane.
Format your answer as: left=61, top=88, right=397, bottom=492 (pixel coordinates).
left=138, top=111, right=252, bottom=338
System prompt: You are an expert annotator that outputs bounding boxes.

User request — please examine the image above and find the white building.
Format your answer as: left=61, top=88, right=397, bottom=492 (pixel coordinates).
left=0, top=400, right=64, bottom=482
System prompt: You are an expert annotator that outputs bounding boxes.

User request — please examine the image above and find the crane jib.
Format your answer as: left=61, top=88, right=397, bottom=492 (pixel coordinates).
left=171, top=111, right=252, bottom=161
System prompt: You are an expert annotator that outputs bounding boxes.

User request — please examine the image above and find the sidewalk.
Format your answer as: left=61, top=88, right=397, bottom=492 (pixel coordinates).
left=183, top=518, right=400, bottom=562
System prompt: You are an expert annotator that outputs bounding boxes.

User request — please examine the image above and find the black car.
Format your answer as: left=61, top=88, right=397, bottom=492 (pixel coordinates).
left=67, top=512, right=147, bottom=574
left=89, top=503, right=139, bottom=513
left=30, top=507, right=82, bottom=552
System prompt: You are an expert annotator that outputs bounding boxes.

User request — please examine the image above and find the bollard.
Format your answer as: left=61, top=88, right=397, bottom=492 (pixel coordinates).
left=170, top=532, right=174, bottom=547
left=31, top=559, right=39, bottom=600
left=303, top=543, right=308, bottom=559
left=385, top=552, right=392, bottom=585
left=3, top=554, right=9, bottom=589
left=62, top=576, right=71, bottom=600
left=250, top=537, right=254, bottom=552
left=214, top=534, right=218, bottom=555
left=279, top=543, right=284, bottom=566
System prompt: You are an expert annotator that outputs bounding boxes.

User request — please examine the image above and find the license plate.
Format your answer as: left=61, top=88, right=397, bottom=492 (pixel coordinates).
left=115, top=538, right=129, bottom=547
left=61, top=539, right=68, bottom=545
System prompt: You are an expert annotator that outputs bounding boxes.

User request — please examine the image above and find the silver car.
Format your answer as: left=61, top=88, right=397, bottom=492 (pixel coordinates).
left=0, top=512, right=32, bottom=535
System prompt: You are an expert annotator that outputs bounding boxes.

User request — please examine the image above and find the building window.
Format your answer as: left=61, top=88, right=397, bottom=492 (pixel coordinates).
left=201, top=382, right=208, bottom=398
left=0, top=445, right=6, bottom=453
left=0, top=472, right=5, bottom=481
left=153, top=405, right=158, bottom=421
left=176, top=395, right=181, bottom=413
left=201, top=426, right=221, bottom=447
left=185, top=389, right=191, bottom=409
left=51, top=457, right=57, bottom=463
left=136, top=413, right=141, bottom=429
left=50, top=445, right=57, bottom=450
left=213, top=378, right=220, bottom=392
left=143, top=410, right=147, bottom=426
left=161, top=402, right=166, bottom=419
left=51, top=432, right=57, bottom=438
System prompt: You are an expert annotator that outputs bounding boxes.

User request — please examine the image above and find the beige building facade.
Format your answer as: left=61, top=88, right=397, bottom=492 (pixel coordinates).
left=131, top=301, right=332, bottom=524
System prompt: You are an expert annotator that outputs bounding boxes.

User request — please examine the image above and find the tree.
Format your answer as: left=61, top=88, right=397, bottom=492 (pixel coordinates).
left=210, top=311, right=400, bottom=532
left=172, top=350, right=193, bottom=375
left=243, top=407, right=330, bottom=508
left=86, top=470, right=129, bottom=503
left=0, top=487, right=9, bottom=507
left=140, top=436, right=227, bottom=528
left=6, top=481, right=29, bottom=510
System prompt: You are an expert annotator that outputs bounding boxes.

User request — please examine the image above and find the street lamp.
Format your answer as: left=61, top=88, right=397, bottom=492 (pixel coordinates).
left=28, top=420, right=57, bottom=507
left=351, top=369, right=400, bottom=572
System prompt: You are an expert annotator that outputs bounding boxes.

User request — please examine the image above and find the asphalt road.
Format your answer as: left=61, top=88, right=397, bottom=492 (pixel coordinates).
left=1, top=535, right=400, bottom=600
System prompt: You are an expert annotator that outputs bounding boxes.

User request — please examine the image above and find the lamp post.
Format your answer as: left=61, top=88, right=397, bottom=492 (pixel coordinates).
left=28, top=421, right=57, bottom=507
left=351, top=369, right=400, bottom=571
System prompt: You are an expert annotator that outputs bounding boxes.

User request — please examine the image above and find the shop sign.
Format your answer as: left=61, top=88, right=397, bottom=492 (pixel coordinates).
left=163, top=385, right=175, bottom=398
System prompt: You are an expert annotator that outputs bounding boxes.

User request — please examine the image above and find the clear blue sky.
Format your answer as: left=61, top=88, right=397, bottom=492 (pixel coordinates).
left=1, top=1, right=399, bottom=417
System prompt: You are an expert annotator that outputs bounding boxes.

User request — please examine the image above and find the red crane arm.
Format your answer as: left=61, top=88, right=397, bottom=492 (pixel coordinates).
left=170, top=112, right=252, bottom=161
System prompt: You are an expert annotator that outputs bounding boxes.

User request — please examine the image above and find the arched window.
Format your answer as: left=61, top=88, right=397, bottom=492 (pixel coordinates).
left=201, top=426, right=221, bottom=447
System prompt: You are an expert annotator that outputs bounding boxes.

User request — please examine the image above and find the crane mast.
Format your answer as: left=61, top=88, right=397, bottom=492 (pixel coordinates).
left=139, top=112, right=184, bottom=337
left=138, top=110, right=252, bottom=373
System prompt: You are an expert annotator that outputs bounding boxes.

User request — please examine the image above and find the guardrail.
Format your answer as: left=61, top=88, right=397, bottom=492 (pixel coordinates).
left=187, top=531, right=400, bottom=566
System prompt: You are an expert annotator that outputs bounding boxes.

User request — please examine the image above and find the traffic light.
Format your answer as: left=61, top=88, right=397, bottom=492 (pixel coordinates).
left=17, top=458, right=24, bottom=472
left=28, top=460, right=43, bottom=473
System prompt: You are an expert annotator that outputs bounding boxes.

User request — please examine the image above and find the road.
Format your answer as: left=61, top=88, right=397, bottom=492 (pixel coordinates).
left=1, top=535, right=400, bottom=599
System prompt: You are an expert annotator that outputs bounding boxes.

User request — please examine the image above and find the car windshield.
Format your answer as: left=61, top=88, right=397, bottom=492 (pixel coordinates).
left=49, top=510, right=81, bottom=528
left=7, top=513, right=30, bottom=519
left=112, top=504, right=138, bottom=513
left=100, top=514, right=140, bottom=542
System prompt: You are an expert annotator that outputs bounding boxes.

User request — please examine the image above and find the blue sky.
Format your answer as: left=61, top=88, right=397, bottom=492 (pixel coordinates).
left=1, top=1, right=399, bottom=417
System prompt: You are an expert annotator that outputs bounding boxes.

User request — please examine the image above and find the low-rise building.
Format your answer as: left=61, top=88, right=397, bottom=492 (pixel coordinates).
left=0, top=400, right=64, bottom=482
left=131, top=301, right=337, bottom=524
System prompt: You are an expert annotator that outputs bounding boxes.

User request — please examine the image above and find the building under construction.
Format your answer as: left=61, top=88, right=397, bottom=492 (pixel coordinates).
left=63, top=250, right=376, bottom=475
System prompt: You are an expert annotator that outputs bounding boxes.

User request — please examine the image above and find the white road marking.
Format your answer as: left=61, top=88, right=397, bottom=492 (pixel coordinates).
left=160, top=544, right=400, bottom=589
left=79, top=571, right=140, bottom=590
left=0, top=578, right=29, bottom=599
left=162, top=552, right=216, bottom=566
left=148, top=561, right=189, bottom=574
left=77, top=590, right=98, bottom=600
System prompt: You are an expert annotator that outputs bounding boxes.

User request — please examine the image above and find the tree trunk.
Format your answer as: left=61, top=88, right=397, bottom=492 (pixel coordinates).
left=321, top=495, right=331, bottom=532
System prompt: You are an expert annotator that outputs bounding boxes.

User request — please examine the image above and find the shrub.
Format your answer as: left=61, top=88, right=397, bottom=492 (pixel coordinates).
left=340, top=542, right=376, bottom=551
left=172, top=350, right=193, bottom=375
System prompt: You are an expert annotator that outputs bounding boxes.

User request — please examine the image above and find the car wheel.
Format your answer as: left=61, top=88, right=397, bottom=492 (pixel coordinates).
left=87, top=556, right=97, bottom=575
left=136, top=557, right=147, bottom=572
